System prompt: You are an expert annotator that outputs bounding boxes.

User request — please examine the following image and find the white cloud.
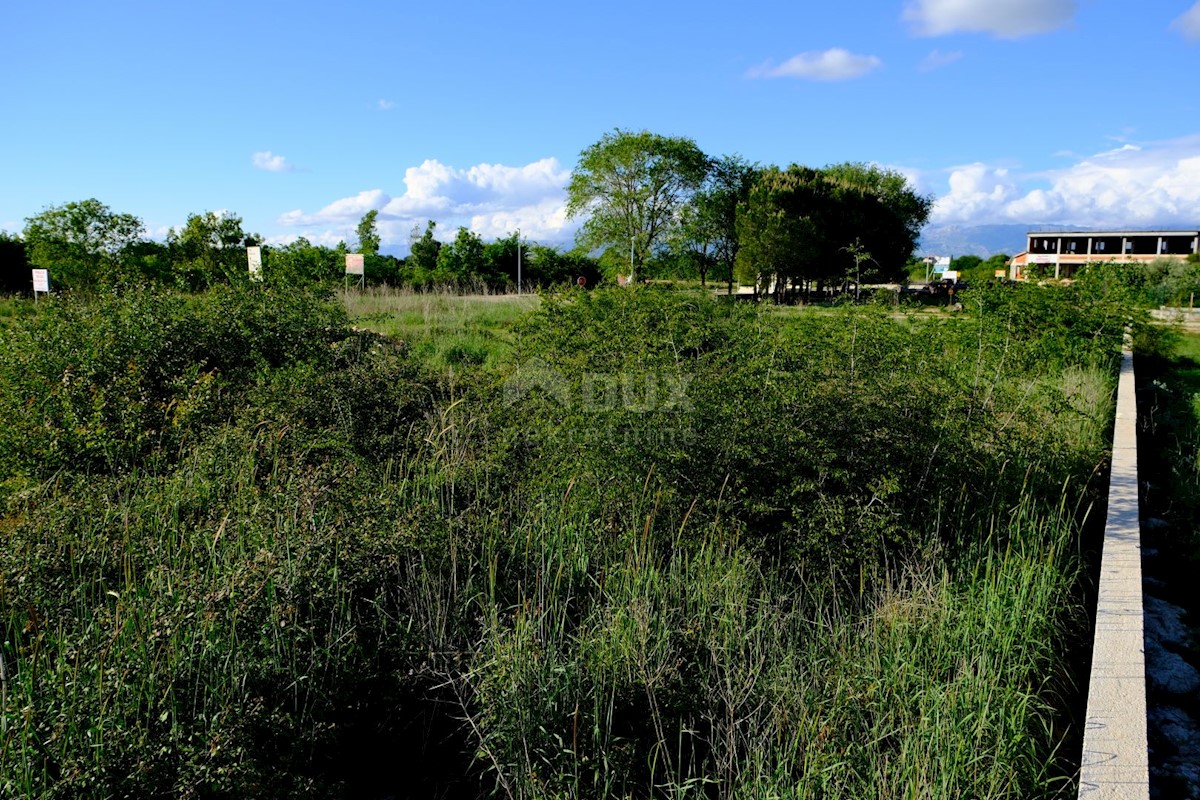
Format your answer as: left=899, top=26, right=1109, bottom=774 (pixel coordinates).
left=930, top=136, right=1200, bottom=227
left=918, top=49, right=963, bottom=71
left=277, top=157, right=574, bottom=245
left=904, top=0, right=1076, bottom=38
left=748, top=48, right=882, bottom=81
left=252, top=150, right=297, bottom=173
left=377, top=99, right=397, bottom=111
left=1172, top=2, right=1200, bottom=42
left=265, top=230, right=349, bottom=248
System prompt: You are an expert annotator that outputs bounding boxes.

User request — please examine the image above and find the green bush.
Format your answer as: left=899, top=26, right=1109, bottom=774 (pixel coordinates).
left=0, top=285, right=350, bottom=477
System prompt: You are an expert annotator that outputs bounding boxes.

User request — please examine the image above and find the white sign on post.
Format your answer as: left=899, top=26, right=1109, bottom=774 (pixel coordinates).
left=32, top=269, right=50, bottom=293
left=933, top=256, right=952, bottom=273
left=345, top=254, right=365, bottom=275
left=247, top=246, right=263, bottom=282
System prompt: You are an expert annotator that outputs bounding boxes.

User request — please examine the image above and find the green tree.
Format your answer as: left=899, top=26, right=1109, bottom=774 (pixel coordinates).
left=735, top=166, right=826, bottom=300
left=566, top=129, right=710, bottom=282
left=821, top=162, right=933, bottom=282
left=22, top=198, right=145, bottom=289
left=267, top=237, right=343, bottom=286
left=355, top=210, right=381, bottom=257
left=407, top=221, right=441, bottom=286
left=482, top=232, right=520, bottom=290
left=168, top=211, right=257, bottom=290
left=436, top=226, right=486, bottom=286
left=671, top=154, right=758, bottom=290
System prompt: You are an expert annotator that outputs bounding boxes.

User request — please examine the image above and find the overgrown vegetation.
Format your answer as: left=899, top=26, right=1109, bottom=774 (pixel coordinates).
left=0, top=280, right=1137, bottom=797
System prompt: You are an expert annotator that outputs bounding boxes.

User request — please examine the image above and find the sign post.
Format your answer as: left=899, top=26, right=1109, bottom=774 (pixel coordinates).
left=31, top=269, right=50, bottom=303
left=247, top=246, right=263, bottom=282
left=345, top=253, right=365, bottom=290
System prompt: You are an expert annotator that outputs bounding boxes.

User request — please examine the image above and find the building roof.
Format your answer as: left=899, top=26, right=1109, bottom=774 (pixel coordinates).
left=1027, top=229, right=1200, bottom=238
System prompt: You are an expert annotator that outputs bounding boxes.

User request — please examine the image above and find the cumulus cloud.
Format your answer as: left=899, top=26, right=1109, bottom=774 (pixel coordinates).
left=277, top=157, right=574, bottom=245
left=252, top=150, right=297, bottom=172
left=904, top=0, right=1076, bottom=38
left=918, top=49, right=963, bottom=71
left=1172, top=2, right=1200, bottom=42
left=748, top=48, right=882, bottom=81
left=930, top=136, right=1200, bottom=227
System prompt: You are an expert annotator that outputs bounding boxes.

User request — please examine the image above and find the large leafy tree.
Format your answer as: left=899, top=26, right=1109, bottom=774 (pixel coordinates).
left=736, top=164, right=932, bottom=299
left=23, top=198, right=145, bottom=289
left=821, top=162, right=933, bottom=283
left=735, top=166, right=828, bottom=300
left=566, top=129, right=710, bottom=282
left=677, top=154, right=759, bottom=291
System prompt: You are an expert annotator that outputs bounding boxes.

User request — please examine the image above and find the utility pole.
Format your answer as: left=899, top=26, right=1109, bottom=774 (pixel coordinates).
left=516, top=228, right=522, bottom=295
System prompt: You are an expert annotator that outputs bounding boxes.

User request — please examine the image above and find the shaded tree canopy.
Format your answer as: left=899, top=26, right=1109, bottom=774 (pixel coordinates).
left=735, top=164, right=932, bottom=296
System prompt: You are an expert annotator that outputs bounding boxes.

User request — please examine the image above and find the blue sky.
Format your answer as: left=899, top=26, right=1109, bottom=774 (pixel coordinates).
left=3, top=0, right=1199, bottom=251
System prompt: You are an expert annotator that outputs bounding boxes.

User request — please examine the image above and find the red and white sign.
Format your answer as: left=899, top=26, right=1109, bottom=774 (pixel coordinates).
left=32, top=269, right=50, bottom=293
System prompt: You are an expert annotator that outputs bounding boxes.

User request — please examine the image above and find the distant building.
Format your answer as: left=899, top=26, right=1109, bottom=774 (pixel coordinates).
left=1009, top=229, right=1200, bottom=280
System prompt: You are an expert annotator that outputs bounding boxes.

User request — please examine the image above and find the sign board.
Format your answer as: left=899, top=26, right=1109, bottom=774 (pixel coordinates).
left=1028, top=254, right=1057, bottom=264
left=32, top=269, right=50, bottom=293
left=942, top=270, right=959, bottom=281
left=246, top=246, right=263, bottom=282
left=345, top=254, right=365, bottom=275
left=994, top=269, right=1007, bottom=278
left=933, top=256, right=951, bottom=273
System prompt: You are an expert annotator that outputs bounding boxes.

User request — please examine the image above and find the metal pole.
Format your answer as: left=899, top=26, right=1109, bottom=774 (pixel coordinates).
left=516, top=228, right=522, bottom=295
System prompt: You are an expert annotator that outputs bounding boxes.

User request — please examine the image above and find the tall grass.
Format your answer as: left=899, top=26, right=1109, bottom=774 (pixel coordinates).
left=0, top=283, right=1126, bottom=797
left=341, top=285, right=539, bottom=370
left=457, top=490, right=1083, bottom=799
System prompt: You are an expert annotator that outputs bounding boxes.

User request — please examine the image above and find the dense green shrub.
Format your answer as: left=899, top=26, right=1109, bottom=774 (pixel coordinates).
left=0, top=281, right=1130, bottom=798
left=0, top=284, right=350, bottom=478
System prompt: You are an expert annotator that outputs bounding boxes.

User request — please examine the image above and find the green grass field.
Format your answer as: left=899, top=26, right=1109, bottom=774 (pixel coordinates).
left=342, top=286, right=540, bottom=369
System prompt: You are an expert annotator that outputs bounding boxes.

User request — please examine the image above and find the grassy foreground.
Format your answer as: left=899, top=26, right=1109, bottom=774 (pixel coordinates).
left=0, top=283, right=1129, bottom=798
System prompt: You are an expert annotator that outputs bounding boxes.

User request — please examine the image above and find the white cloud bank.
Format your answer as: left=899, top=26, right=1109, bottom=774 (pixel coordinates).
left=904, top=0, right=1076, bottom=38
left=252, top=151, right=297, bottom=173
left=748, top=48, right=882, bottom=81
left=278, top=157, right=573, bottom=246
left=931, top=136, right=1200, bottom=227
left=1173, top=2, right=1200, bottom=42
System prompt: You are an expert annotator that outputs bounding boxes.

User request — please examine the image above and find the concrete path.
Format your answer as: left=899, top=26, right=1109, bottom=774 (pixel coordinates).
left=1078, top=347, right=1148, bottom=799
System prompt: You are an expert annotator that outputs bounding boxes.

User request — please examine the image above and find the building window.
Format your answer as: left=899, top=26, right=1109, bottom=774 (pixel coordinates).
left=1096, top=241, right=1106, bottom=251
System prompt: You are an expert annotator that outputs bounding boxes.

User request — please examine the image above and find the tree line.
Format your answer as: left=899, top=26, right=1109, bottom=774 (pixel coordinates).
left=565, top=128, right=934, bottom=300
left=2, top=128, right=933, bottom=299
left=0, top=201, right=601, bottom=294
